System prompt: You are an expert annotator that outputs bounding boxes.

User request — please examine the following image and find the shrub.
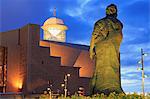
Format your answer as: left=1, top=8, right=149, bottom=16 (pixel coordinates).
left=40, top=92, right=150, bottom=99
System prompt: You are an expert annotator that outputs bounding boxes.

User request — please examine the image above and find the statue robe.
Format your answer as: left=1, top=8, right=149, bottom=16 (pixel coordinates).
left=89, top=16, right=123, bottom=95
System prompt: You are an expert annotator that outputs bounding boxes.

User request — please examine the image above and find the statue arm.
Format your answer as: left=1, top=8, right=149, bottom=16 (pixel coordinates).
left=90, top=22, right=105, bottom=59
left=90, top=35, right=95, bottom=59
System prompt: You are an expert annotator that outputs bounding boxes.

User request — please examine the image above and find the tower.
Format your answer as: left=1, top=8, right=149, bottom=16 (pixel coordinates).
left=41, top=8, right=68, bottom=42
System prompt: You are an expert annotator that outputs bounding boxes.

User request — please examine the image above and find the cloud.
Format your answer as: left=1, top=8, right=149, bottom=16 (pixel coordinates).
left=120, top=42, right=150, bottom=66
left=121, top=65, right=150, bottom=92
left=121, top=79, right=139, bottom=85
left=125, top=0, right=146, bottom=6
left=65, top=8, right=95, bottom=27
left=65, top=8, right=83, bottom=17
left=121, top=43, right=150, bottom=53
left=73, top=40, right=90, bottom=45
left=121, top=78, right=150, bottom=92
left=122, top=24, right=149, bottom=45
left=121, top=65, right=150, bottom=75
left=64, top=0, right=86, bottom=17
left=64, top=0, right=103, bottom=26
left=77, top=0, right=91, bottom=8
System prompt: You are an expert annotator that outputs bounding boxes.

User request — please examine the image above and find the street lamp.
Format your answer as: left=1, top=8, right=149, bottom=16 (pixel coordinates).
left=47, top=80, right=53, bottom=99
left=137, top=48, right=148, bottom=97
left=47, top=87, right=52, bottom=99
left=61, top=73, right=71, bottom=98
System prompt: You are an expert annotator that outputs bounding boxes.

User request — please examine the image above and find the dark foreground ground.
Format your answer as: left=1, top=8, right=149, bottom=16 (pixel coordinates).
left=0, top=92, right=150, bottom=99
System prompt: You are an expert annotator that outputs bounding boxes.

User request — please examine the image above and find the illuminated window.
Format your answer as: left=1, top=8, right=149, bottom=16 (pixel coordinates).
left=0, top=47, right=7, bottom=92
left=42, top=17, right=68, bottom=42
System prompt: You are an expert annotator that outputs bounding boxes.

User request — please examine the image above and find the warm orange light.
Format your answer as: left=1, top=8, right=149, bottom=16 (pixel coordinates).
left=14, top=79, right=23, bottom=89
left=39, top=41, right=95, bottom=78
left=18, top=82, right=23, bottom=89
left=39, top=41, right=50, bottom=47
left=10, top=75, right=23, bottom=91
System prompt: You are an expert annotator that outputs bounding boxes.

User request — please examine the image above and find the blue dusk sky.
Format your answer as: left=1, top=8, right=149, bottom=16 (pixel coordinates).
left=0, top=0, right=150, bottom=93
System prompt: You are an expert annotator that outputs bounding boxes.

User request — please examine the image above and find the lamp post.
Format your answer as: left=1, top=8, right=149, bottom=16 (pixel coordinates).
left=141, top=48, right=145, bottom=97
left=138, top=48, right=148, bottom=97
left=47, top=80, right=52, bottom=99
left=62, top=73, right=70, bottom=98
left=47, top=87, right=52, bottom=99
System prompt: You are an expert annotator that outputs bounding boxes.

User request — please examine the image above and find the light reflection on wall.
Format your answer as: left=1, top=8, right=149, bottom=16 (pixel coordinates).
left=11, top=76, right=23, bottom=90
left=17, top=79, right=23, bottom=89
left=8, top=64, right=24, bottom=92
left=39, top=41, right=94, bottom=78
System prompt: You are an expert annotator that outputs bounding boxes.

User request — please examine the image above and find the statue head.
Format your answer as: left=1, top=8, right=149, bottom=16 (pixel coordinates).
left=106, top=4, right=117, bottom=17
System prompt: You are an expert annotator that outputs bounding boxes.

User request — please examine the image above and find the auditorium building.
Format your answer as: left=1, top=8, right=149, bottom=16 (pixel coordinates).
left=0, top=13, right=94, bottom=95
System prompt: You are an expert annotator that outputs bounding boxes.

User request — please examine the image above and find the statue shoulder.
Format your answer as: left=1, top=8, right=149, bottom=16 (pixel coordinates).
left=105, top=18, right=123, bottom=29
left=95, top=18, right=106, bottom=24
left=94, top=18, right=107, bottom=27
left=115, top=19, right=123, bottom=29
left=117, top=19, right=123, bottom=28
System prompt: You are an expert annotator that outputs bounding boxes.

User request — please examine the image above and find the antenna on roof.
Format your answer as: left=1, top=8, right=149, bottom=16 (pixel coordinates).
left=53, top=8, right=56, bottom=17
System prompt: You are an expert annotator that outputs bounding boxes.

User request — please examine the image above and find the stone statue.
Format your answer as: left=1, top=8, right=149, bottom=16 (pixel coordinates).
left=89, top=4, right=124, bottom=95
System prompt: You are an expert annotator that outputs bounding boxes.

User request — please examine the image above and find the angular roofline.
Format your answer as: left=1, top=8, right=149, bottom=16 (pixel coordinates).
left=42, top=40, right=90, bottom=50
left=0, top=23, right=40, bottom=33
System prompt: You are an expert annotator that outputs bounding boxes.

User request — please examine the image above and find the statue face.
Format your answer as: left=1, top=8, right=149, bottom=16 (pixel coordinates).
left=107, top=6, right=116, bottom=15
left=106, top=4, right=117, bottom=17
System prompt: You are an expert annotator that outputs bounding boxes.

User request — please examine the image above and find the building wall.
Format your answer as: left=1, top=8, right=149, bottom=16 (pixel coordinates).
left=39, top=41, right=95, bottom=77
left=0, top=29, right=24, bottom=92
left=74, top=50, right=95, bottom=77
left=0, top=24, right=94, bottom=95
left=50, top=42, right=81, bottom=66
